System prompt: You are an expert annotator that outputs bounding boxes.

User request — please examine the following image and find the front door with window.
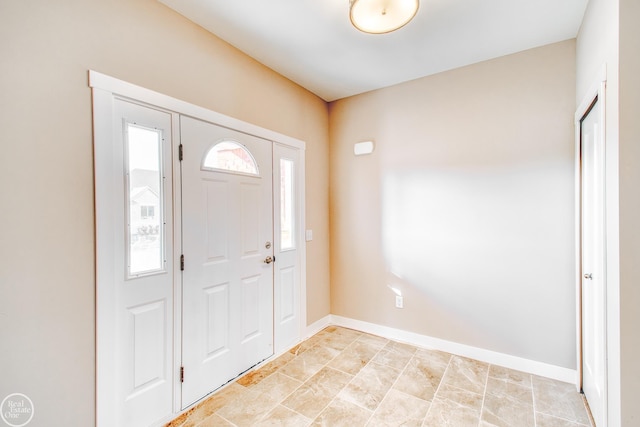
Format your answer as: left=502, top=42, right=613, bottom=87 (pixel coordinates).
left=180, top=116, right=275, bottom=407
left=92, top=71, right=305, bottom=426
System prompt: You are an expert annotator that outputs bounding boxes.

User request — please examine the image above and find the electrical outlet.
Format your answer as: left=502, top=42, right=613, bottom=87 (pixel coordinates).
left=395, top=295, right=403, bottom=309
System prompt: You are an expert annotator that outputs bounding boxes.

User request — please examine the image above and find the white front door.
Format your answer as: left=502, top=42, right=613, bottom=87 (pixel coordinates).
left=180, top=116, right=274, bottom=407
left=96, top=98, right=175, bottom=427
left=93, top=72, right=306, bottom=425
left=580, top=96, right=606, bottom=426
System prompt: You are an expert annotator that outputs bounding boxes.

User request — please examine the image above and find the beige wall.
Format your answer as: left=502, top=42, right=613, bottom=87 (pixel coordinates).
left=578, top=0, right=640, bottom=422
left=329, top=40, right=577, bottom=368
left=576, top=0, right=621, bottom=418
left=619, top=0, right=640, bottom=425
left=0, top=0, right=330, bottom=425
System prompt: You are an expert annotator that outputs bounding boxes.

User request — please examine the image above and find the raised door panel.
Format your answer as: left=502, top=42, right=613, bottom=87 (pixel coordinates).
left=205, top=180, right=229, bottom=262
left=204, top=284, right=230, bottom=359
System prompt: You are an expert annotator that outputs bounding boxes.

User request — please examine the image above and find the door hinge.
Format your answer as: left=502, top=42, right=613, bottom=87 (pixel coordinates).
left=180, top=254, right=185, bottom=271
left=179, top=144, right=184, bottom=161
left=180, top=366, right=184, bottom=383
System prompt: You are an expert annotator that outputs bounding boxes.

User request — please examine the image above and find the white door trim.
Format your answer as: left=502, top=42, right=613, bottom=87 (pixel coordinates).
left=574, top=65, right=608, bottom=424
left=93, top=85, right=119, bottom=427
left=90, top=70, right=307, bottom=425
left=89, top=71, right=305, bottom=151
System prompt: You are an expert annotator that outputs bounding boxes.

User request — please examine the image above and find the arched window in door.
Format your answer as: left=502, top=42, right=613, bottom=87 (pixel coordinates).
left=202, top=140, right=259, bottom=176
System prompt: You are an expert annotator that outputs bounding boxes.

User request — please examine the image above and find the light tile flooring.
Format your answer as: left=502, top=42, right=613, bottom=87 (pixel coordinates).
left=167, top=327, right=593, bottom=427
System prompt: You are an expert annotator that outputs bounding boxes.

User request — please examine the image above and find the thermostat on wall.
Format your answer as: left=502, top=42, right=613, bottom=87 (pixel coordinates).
left=354, top=140, right=374, bottom=156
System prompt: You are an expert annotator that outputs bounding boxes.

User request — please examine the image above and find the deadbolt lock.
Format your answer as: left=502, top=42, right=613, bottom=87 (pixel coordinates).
left=265, top=241, right=272, bottom=249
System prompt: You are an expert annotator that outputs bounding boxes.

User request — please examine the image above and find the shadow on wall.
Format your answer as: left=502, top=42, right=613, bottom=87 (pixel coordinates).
left=380, top=161, right=575, bottom=355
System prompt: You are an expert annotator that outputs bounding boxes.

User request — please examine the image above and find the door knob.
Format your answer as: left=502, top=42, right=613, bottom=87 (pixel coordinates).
left=584, top=273, right=593, bottom=280
left=263, top=256, right=274, bottom=264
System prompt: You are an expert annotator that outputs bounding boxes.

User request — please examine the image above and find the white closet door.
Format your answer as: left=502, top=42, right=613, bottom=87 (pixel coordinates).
left=580, top=96, right=606, bottom=427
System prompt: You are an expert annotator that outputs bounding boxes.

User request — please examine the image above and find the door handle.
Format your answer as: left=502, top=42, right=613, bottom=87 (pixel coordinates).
left=263, top=256, right=275, bottom=264
left=584, top=273, right=593, bottom=280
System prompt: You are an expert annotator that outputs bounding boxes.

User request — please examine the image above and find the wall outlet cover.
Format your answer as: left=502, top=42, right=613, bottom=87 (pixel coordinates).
left=395, top=295, right=403, bottom=309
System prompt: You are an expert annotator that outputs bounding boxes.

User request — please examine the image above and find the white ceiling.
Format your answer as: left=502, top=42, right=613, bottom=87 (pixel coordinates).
left=159, top=0, right=588, bottom=102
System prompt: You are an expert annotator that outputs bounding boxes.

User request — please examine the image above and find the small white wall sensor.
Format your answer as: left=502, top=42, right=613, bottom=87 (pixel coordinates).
left=354, top=140, right=374, bottom=156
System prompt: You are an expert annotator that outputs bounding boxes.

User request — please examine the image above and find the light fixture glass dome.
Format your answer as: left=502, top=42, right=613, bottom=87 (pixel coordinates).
left=350, top=0, right=419, bottom=34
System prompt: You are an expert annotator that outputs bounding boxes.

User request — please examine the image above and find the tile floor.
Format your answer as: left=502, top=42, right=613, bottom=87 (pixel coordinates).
left=167, top=326, right=593, bottom=427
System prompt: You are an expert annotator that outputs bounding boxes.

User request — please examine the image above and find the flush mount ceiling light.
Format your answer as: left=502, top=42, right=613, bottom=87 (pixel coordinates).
left=349, top=0, right=419, bottom=34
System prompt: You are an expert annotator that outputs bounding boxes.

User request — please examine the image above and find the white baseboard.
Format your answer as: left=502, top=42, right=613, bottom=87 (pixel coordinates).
left=304, top=314, right=332, bottom=339
left=329, top=315, right=578, bottom=385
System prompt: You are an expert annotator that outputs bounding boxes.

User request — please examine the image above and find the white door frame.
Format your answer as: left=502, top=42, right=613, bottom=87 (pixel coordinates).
left=574, top=66, right=607, bottom=424
left=90, top=70, right=307, bottom=425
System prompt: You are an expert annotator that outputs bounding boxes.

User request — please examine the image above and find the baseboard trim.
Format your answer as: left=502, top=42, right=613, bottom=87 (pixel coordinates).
left=330, top=315, right=577, bottom=384
left=304, top=314, right=332, bottom=339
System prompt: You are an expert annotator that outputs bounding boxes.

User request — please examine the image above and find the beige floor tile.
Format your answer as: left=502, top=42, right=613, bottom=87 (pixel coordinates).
left=367, top=388, right=430, bottom=427
left=393, top=354, right=447, bottom=401
left=167, top=328, right=593, bottom=427
left=413, top=347, right=452, bottom=366
left=424, top=400, right=480, bottom=427
left=253, top=405, right=312, bottom=427
left=318, top=328, right=362, bottom=352
left=195, top=414, right=234, bottom=426
left=167, top=383, right=248, bottom=427
left=215, top=387, right=278, bottom=427
left=237, top=352, right=296, bottom=387
left=481, top=392, right=535, bottom=427
left=331, top=326, right=363, bottom=338
left=279, top=345, right=337, bottom=382
left=423, top=385, right=483, bottom=427
left=282, top=367, right=353, bottom=419
left=485, top=376, right=533, bottom=403
left=308, top=342, right=343, bottom=364
left=440, top=355, right=489, bottom=395
left=165, top=410, right=197, bottom=427
left=338, top=361, right=401, bottom=411
left=434, top=384, right=484, bottom=412
left=370, top=340, right=416, bottom=371
left=535, top=412, right=591, bottom=427
left=288, top=342, right=308, bottom=357
left=354, top=333, right=390, bottom=349
left=317, top=335, right=355, bottom=354
left=250, top=372, right=303, bottom=402
left=328, top=340, right=381, bottom=375
left=166, top=414, right=197, bottom=427
left=488, top=365, right=532, bottom=388
left=383, top=340, right=417, bottom=355
left=532, top=376, right=591, bottom=425
left=290, top=329, right=333, bottom=356
left=312, top=397, right=372, bottom=427
left=370, top=347, right=411, bottom=371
